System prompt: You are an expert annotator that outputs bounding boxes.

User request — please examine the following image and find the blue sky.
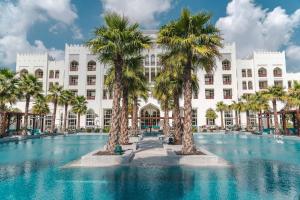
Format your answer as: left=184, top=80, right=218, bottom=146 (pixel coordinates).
left=1, top=0, right=300, bottom=72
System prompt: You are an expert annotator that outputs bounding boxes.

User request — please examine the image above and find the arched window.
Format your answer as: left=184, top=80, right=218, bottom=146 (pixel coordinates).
left=273, top=67, right=282, bottom=77
left=150, top=54, right=155, bottom=66
left=222, top=60, right=231, bottom=70
left=87, top=60, right=96, bottom=71
left=20, top=69, right=28, bottom=76
left=35, top=69, right=43, bottom=78
left=144, top=55, right=149, bottom=66
left=86, top=109, right=95, bottom=127
left=49, top=70, right=54, bottom=78
left=68, top=112, right=77, bottom=129
left=70, top=61, right=78, bottom=71
left=258, top=67, right=267, bottom=77
left=248, top=81, right=253, bottom=90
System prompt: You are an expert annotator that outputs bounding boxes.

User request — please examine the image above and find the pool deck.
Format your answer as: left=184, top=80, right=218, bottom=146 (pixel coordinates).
left=64, top=135, right=230, bottom=168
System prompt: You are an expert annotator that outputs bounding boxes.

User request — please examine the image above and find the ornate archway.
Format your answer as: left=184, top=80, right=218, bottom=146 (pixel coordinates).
left=140, top=104, right=160, bottom=129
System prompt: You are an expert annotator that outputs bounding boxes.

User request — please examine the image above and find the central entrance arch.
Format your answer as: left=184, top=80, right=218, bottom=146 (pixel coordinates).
left=140, top=104, right=160, bottom=129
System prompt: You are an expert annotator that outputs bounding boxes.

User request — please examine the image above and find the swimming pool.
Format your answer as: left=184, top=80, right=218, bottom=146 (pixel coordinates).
left=0, top=134, right=299, bottom=200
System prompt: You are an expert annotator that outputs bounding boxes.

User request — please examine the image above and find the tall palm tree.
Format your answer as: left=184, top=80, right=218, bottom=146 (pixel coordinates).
left=47, top=85, right=63, bottom=132
left=158, top=9, right=222, bottom=154
left=153, top=72, right=173, bottom=136
left=231, top=101, right=244, bottom=128
left=262, top=86, right=286, bottom=134
left=87, top=12, right=151, bottom=152
left=250, top=92, right=269, bottom=131
left=18, top=74, right=43, bottom=132
left=286, top=81, right=300, bottom=135
left=216, top=101, right=227, bottom=129
left=72, top=96, right=87, bottom=129
left=59, top=90, right=75, bottom=132
left=32, top=95, right=50, bottom=131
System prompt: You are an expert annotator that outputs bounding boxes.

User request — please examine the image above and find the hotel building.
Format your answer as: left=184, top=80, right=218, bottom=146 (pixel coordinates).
left=14, top=31, right=300, bottom=130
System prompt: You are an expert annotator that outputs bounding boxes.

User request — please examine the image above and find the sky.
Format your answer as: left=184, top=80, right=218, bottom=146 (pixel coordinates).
left=1, top=0, right=300, bottom=72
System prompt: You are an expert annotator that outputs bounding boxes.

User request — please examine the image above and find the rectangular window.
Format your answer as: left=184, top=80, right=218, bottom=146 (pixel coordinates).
left=70, top=90, right=78, bottom=96
left=55, top=70, right=59, bottom=78
left=242, top=81, right=247, bottom=90
left=103, top=109, right=112, bottom=127
left=45, top=115, right=52, bottom=129
left=288, top=81, right=292, bottom=89
left=259, top=81, right=268, bottom=89
left=69, top=75, right=78, bottom=86
left=242, top=69, right=246, bottom=77
left=223, top=89, right=232, bottom=99
left=207, top=119, right=215, bottom=126
left=274, top=80, right=283, bottom=87
left=224, top=111, right=233, bottom=127
left=192, top=109, right=197, bottom=126
left=248, top=81, right=253, bottom=90
left=150, top=67, right=156, bottom=82
left=247, top=69, right=252, bottom=77
left=145, top=68, right=150, bottom=83
left=49, top=70, right=54, bottom=79
left=205, top=89, right=214, bottom=99
left=223, top=74, right=232, bottom=85
left=87, top=75, right=96, bottom=85
left=87, top=90, right=96, bottom=100
left=205, top=74, right=214, bottom=85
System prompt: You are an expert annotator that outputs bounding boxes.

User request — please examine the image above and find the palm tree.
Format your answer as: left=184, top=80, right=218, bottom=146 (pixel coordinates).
left=18, top=74, right=43, bottom=132
left=286, top=81, right=300, bottom=135
left=87, top=12, right=151, bottom=152
left=231, top=101, right=244, bottom=128
left=205, top=108, right=218, bottom=125
left=0, top=68, right=19, bottom=111
left=58, top=90, right=75, bottom=132
left=158, top=9, right=222, bottom=154
left=153, top=72, right=173, bottom=136
left=32, top=95, right=50, bottom=131
left=216, top=101, right=227, bottom=129
left=250, top=92, right=269, bottom=131
left=262, top=86, right=286, bottom=134
left=72, top=96, right=87, bottom=130
left=47, top=85, right=63, bottom=132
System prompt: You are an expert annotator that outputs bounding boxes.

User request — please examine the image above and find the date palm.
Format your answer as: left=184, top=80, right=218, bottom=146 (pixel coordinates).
left=262, top=86, right=286, bottom=134
left=87, top=12, right=151, bottom=152
left=216, top=101, right=227, bottom=129
left=250, top=92, right=269, bottom=131
left=231, top=101, right=244, bottom=128
left=158, top=9, right=222, bottom=154
left=206, top=108, right=218, bottom=124
left=72, top=96, right=87, bottom=130
left=59, top=90, right=75, bottom=132
left=18, top=74, right=43, bottom=132
left=286, top=81, right=300, bottom=135
left=47, top=85, right=63, bottom=132
left=32, top=95, right=50, bottom=131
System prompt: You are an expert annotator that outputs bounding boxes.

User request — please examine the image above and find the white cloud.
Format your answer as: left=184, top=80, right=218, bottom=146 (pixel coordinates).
left=286, top=45, right=300, bottom=71
left=101, top=0, right=172, bottom=28
left=71, top=25, right=84, bottom=40
left=216, top=0, right=300, bottom=58
left=0, top=0, right=79, bottom=67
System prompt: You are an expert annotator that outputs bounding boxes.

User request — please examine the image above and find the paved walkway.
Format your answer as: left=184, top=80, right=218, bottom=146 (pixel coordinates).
left=131, top=137, right=178, bottom=167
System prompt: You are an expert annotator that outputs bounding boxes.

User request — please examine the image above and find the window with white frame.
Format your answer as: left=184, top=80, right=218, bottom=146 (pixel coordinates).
left=86, top=110, right=95, bottom=127
left=248, top=81, right=253, bottom=90
left=70, top=61, right=79, bottom=71
left=103, top=109, right=112, bottom=127
left=150, top=54, right=155, bottom=66
left=222, top=60, right=231, bottom=70
left=192, top=109, right=197, bottom=126
left=224, top=111, right=233, bottom=127
left=87, top=75, right=96, bottom=85
left=68, top=112, right=77, bottom=129
left=87, top=61, right=96, bottom=71
left=45, top=115, right=52, bottom=129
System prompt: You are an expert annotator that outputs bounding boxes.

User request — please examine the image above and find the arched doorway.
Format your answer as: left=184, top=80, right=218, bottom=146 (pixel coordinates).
left=140, top=104, right=160, bottom=129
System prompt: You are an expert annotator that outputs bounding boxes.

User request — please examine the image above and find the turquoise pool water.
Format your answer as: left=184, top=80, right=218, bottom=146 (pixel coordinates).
left=0, top=134, right=300, bottom=200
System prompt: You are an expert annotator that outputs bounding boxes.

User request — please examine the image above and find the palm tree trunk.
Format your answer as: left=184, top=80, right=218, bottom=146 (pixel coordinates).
left=107, top=58, right=122, bottom=153
left=120, top=87, right=129, bottom=145
left=51, top=100, right=57, bottom=133
left=258, top=110, right=262, bottom=131
left=238, top=111, right=241, bottom=128
left=173, top=91, right=181, bottom=144
left=246, top=110, right=250, bottom=128
left=23, top=95, right=30, bottom=133
left=131, top=96, right=138, bottom=136
left=77, top=113, right=81, bottom=129
left=234, top=110, right=238, bottom=127
left=272, top=100, right=280, bottom=135
left=63, top=104, right=68, bottom=132
left=220, top=111, right=224, bottom=129
left=182, top=61, right=195, bottom=154
left=296, top=107, right=300, bottom=136
left=163, top=101, right=169, bottom=136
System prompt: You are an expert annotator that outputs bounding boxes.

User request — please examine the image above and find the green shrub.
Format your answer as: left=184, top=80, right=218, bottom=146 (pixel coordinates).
left=103, top=126, right=110, bottom=133
left=94, top=128, right=100, bottom=132
left=192, top=126, right=198, bottom=133
left=86, top=128, right=92, bottom=133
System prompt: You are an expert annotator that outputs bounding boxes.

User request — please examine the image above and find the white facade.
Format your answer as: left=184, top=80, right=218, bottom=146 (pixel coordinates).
left=14, top=31, right=296, bottom=130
